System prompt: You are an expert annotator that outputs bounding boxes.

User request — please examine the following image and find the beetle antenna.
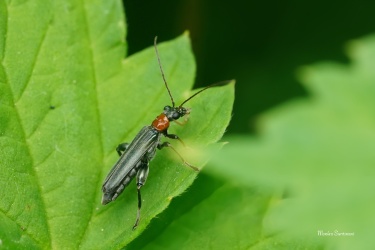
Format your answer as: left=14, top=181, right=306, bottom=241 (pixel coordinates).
left=179, top=80, right=232, bottom=107
left=154, top=36, right=175, bottom=107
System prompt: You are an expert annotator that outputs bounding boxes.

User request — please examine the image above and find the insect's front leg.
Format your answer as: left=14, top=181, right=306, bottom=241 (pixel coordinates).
left=173, top=114, right=189, bottom=126
left=132, top=159, right=150, bottom=230
left=116, top=143, right=129, bottom=156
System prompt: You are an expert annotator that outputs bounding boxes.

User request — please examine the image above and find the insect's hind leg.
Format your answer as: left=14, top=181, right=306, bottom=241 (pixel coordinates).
left=116, top=143, right=130, bottom=156
left=132, top=160, right=150, bottom=230
left=158, top=142, right=199, bottom=171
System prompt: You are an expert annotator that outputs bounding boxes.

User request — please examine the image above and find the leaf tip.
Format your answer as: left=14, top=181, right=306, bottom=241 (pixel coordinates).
left=182, top=30, right=191, bottom=38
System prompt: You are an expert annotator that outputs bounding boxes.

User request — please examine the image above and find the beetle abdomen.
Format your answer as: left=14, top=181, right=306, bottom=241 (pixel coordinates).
left=102, top=162, right=140, bottom=205
left=111, top=167, right=138, bottom=201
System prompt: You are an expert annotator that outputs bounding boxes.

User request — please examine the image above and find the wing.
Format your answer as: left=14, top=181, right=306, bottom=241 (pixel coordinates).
left=102, top=126, right=161, bottom=195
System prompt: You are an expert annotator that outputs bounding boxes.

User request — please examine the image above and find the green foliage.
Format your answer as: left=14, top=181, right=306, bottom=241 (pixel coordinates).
left=127, top=173, right=324, bottom=250
left=2, top=0, right=374, bottom=249
left=0, top=1, right=234, bottom=249
left=208, top=35, right=375, bottom=249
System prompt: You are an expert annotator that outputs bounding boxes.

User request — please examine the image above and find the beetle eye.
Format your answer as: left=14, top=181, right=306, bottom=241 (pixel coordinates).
left=172, top=112, right=180, bottom=119
left=164, top=106, right=171, bottom=112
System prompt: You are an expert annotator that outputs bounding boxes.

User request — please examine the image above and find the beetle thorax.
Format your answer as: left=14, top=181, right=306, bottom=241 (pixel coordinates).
left=152, top=114, right=170, bottom=132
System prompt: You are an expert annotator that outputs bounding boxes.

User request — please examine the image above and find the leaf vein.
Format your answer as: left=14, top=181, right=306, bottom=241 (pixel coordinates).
left=1, top=39, right=52, bottom=248
left=76, top=0, right=106, bottom=247
left=0, top=203, right=44, bottom=248
left=15, top=16, right=52, bottom=103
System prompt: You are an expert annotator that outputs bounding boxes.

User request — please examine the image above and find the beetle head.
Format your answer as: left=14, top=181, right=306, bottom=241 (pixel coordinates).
left=163, top=105, right=190, bottom=121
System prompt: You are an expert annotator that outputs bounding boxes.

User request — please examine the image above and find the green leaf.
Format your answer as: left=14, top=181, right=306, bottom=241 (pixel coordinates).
left=208, top=34, right=375, bottom=249
left=127, top=173, right=324, bottom=250
left=0, top=1, right=234, bottom=249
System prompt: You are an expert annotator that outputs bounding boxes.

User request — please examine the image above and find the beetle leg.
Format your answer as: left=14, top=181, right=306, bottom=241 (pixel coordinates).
left=163, top=132, right=186, bottom=147
left=116, top=143, right=130, bottom=156
left=174, top=115, right=189, bottom=126
left=158, top=142, right=199, bottom=171
left=132, top=160, right=150, bottom=230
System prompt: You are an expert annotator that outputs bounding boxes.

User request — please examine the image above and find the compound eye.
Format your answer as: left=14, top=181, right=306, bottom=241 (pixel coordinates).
left=172, top=112, right=180, bottom=119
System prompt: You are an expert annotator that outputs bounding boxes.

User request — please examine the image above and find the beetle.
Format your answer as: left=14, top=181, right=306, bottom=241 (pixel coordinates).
left=101, top=37, right=230, bottom=230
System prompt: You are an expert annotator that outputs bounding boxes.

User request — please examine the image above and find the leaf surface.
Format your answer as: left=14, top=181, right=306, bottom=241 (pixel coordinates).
left=0, top=1, right=234, bottom=249
left=127, top=173, right=324, bottom=250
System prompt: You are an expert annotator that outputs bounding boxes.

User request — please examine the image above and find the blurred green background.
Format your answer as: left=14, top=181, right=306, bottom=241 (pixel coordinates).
left=122, top=2, right=375, bottom=249
left=123, top=0, right=375, bottom=134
